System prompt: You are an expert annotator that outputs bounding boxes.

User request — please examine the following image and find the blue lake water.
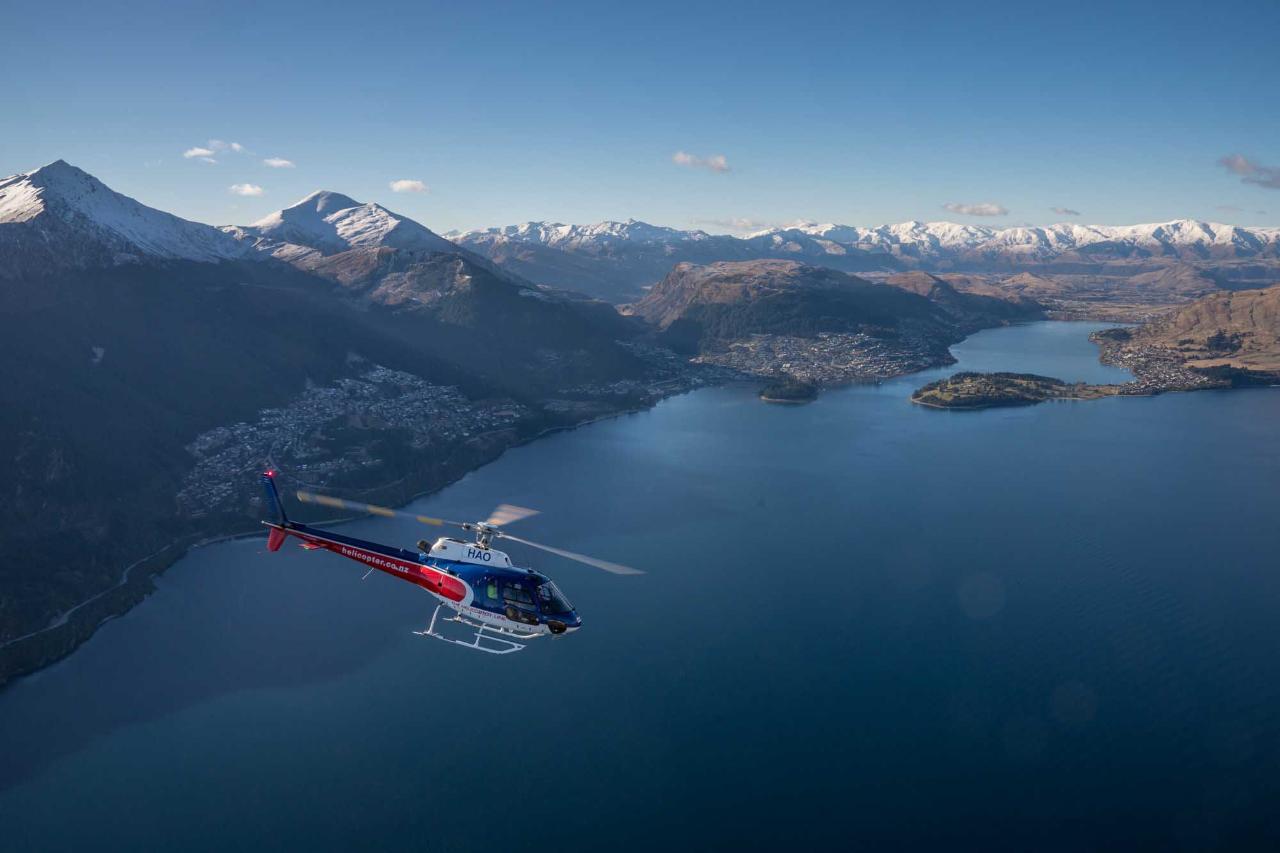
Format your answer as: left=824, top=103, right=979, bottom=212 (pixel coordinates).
left=2, top=322, right=1279, bottom=851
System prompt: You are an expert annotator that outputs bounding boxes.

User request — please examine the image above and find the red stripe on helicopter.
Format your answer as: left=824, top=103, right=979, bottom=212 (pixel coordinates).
left=279, top=527, right=467, bottom=602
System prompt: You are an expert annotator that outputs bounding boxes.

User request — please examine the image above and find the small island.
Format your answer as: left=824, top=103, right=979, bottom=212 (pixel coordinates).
left=759, top=376, right=819, bottom=404
left=911, top=371, right=1122, bottom=409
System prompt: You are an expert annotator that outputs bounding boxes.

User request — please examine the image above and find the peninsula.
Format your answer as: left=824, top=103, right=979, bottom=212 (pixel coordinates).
left=911, top=372, right=1123, bottom=409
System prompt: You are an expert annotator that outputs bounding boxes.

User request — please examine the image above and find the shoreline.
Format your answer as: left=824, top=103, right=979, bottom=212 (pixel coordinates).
left=7, top=318, right=1234, bottom=687
left=0, top=389, right=700, bottom=691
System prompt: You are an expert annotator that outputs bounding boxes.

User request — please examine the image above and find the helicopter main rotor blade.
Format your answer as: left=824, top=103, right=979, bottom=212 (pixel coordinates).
left=484, top=504, right=540, bottom=527
left=497, top=532, right=643, bottom=576
left=295, top=491, right=467, bottom=529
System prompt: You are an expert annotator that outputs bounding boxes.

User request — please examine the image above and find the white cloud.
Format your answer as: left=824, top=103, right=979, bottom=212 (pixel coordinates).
left=673, top=151, right=730, bottom=173
left=1050, top=206, right=1081, bottom=216
left=389, top=179, right=429, bottom=193
left=229, top=183, right=264, bottom=197
left=263, top=157, right=295, bottom=168
left=184, top=140, right=248, bottom=164
left=942, top=202, right=1009, bottom=217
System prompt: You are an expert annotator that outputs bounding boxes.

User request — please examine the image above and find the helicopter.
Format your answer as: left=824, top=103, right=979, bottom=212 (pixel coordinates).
left=258, top=471, right=641, bottom=654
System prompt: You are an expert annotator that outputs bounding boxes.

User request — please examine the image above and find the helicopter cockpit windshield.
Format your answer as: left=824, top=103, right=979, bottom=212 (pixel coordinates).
left=537, top=581, right=574, bottom=615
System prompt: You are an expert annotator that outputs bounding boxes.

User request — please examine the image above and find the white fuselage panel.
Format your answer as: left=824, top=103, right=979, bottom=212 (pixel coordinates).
left=429, top=538, right=514, bottom=568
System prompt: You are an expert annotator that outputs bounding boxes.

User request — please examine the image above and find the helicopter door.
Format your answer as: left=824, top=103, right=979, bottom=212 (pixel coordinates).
left=501, top=582, right=539, bottom=625
left=478, top=576, right=501, bottom=608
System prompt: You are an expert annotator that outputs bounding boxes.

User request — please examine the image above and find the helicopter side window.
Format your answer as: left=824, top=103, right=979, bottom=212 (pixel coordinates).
left=502, top=583, right=534, bottom=607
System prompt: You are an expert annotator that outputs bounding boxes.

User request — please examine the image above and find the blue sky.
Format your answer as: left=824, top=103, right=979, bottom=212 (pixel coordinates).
left=4, top=0, right=1279, bottom=232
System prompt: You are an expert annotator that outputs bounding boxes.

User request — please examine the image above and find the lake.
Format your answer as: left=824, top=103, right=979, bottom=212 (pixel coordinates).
left=2, top=322, right=1279, bottom=851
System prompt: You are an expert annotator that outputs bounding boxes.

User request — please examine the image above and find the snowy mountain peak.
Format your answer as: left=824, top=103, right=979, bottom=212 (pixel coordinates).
left=453, top=218, right=711, bottom=249
left=26, top=158, right=87, bottom=185
left=2, top=160, right=118, bottom=223
left=248, top=190, right=365, bottom=231
left=295, top=190, right=361, bottom=215
left=737, top=218, right=1280, bottom=260
left=231, top=190, right=457, bottom=259
left=0, top=159, right=245, bottom=268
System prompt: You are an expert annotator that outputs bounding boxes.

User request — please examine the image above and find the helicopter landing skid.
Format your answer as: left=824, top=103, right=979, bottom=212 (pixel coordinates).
left=413, top=604, right=540, bottom=655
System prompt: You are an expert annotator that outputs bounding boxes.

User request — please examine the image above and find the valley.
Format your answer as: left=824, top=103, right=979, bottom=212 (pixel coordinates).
left=2, top=158, right=1279, bottom=689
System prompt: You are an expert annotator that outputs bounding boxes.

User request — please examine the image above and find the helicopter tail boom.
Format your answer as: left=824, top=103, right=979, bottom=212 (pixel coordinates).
left=261, top=471, right=290, bottom=551
left=261, top=471, right=288, bottom=523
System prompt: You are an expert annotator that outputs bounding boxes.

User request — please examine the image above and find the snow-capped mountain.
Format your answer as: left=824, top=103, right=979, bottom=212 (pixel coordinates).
left=752, top=219, right=1280, bottom=263
left=450, top=219, right=894, bottom=301
left=222, top=191, right=568, bottom=310
left=460, top=216, right=1280, bottom=263
left=451, top=219, right=713, bottom=251
left=453, top=216, right=1280, bottom=301
left=225, top=190, right=458, bottom=262
left=0, top=160, right=245, bottom=277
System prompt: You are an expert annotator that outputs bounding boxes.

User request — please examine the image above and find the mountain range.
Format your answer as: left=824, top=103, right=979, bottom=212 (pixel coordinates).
left=753, top=219, right=1280, bottom=263
left=452, top=218, right=1280, bottom=302
left=449, top=220, right=897, bottom=300
left=5, top=159, right=1275, bottom=302
left=2, top=158, right=1278, bottom=686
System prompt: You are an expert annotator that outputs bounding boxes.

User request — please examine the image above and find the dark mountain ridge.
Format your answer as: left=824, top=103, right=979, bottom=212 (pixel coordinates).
left=0, top=163, right=668, bottom=685
left=632, top=260, right=1035, bottom=353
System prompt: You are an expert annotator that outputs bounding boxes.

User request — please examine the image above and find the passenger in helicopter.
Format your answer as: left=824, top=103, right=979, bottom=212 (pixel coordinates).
left=502, top=582, right=539, bottom=624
